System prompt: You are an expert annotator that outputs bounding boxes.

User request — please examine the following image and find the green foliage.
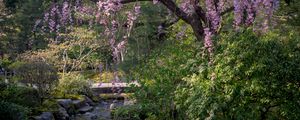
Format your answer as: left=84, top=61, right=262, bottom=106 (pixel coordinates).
left=1, top=0, right=46, bottom=55
left=0, top=101, right=30, bottom=120
left=277, top=0, right=300, bottom=26
left=0, top=58, right=12, bottom=68
left=130, top=30, right=200, bottom=119
left=0, top=83, right=40, bottom=107
left=9, top=61, right=58, bottom=99
left=55, top=73, right=93, bottom=97
left=120, top=2, right=170, bottom=71
left=35, top=99, right=60, bottom=113
left=176, top=30, right=300, bottom=119
left=112, top=104, right=158, bottom=120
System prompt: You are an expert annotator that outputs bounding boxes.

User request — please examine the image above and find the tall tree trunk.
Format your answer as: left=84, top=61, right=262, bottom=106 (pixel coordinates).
left=189, top=14, right=205, bottom=41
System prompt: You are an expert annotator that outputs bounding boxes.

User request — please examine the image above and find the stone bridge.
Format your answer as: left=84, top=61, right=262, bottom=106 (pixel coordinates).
left=91, top=82, right=139, bottom=94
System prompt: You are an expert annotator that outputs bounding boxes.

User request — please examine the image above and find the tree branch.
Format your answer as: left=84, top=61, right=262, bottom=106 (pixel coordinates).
left=159, top=0, right=190, bottom=23
left=118, top=0, right=190, bottom=24
left=194, top=5, right=207, bottom=24
left=120, top=0, right=152, bottom=4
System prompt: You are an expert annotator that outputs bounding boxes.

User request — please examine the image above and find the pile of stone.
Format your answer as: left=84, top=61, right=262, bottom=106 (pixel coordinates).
left=34, top=96, right=99, bottom=120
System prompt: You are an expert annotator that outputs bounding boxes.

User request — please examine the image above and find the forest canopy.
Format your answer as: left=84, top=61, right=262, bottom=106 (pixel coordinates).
left=0, top=0, right=299, bottom=120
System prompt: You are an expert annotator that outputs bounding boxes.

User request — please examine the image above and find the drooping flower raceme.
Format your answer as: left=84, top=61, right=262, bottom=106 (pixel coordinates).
left=233, top=0, right=278, bottom=31
left=205, top=0, right=221, bottom=32
left=61, top=1, right=70, bottom=26
left=245, top=0, right=254, bottom=26
left=204, top=28, right=213, bottom=55
left=153, top=0, right=159, bottom=5
left=49, top=4, right=58, bottom=33
left=180, top=0, right=194, bottom=15
left=233, top=0, right=244, bottom=29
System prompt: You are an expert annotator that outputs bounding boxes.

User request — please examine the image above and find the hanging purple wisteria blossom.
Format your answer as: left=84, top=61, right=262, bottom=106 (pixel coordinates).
left=205, top=0, right=221, bottom=32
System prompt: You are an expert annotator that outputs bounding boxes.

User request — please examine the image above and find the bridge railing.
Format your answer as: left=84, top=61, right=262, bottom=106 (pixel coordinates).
left=91, top=82, right=140, bottom=93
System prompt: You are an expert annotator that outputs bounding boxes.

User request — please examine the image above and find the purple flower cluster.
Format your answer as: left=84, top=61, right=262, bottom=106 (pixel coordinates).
left=252, top=0, right=278, bottom=32
left=233, top=0, right=244, bottom=29
left=233, top=0, right=279, bottom=31
left=180, top=1, right=194, bottom=14
left=49, top=4, right=58, bottom=32
left=245, top=0, right=254, bottom=26
left=97, top=0, right=123, bottom=16
left=96, top=1, right=141, bottom=65
left=61, top=1, right=70, bottom=26
left=153, top=0, right=159, bottom=4
left=205, top=0, right=221, bottom=32
left=204, top=28, right=213, bottom=55
left=36, top=1, right=76, bottom=35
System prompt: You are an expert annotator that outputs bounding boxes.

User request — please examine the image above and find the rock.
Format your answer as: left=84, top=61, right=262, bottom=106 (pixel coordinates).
left=84, top=112, right=98, bottom=120
left=78, top=106, right=94, bottom=114
left=72, top=99, right=88, bottom=109
left=34, top=112, right=54, bottom=120
left=124, top=100, right=135, bottom=106
left=53, top=107, right=69, bottom=120
left=75, top=112, right=97, bottom=120
left=109, top=100, right=118, bottom=110
left=83, top=96, right=95, bottom=106
left=57, top=99, right=72, bottom=109
left=109, top=103, right=116, bottom=110
left=101, top=101, right=108, bottom=105
left=33, top=116, right=42, bottom=120
left=57, top=99, right=76, bottom=115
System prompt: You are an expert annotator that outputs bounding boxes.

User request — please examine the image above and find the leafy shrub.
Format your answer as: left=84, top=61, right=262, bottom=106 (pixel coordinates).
left=0, top=83, right=40, bottom=107
left=55, top=74, right=93, bottom=97
left=9, top=61, right=58, bottom=99
left=0, top=101, right=30, bottom=120
left=176, top=30, right=300, bottom=119
left=34, top=99, right=60, bottom=113
left=112, top=104, right=158, bottom=120
left=130, top=35, right=199, bottom=119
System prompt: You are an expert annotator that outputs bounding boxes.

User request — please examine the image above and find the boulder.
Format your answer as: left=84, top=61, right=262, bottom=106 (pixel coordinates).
left=34, top=112, right=54, bottom=120
left=57, top=99, right=72, bottom=109
left=83, top=96, right=96, bottom=106
left=75, top=112, right=97, bottom=120
left=53, top=107, right=69, bottom=120
left=57, top=99, right=75, bottom=115
left=78, top=106, right=94, bottom=114
left=72, top=99, right=88, bottom=109
left=109, top=100, right=118, bottom=110
left=123, top=100, right=135, bottom=106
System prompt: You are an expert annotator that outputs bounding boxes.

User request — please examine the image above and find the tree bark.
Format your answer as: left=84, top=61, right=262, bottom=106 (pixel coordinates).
left=91, top=0, right=236, bottom=41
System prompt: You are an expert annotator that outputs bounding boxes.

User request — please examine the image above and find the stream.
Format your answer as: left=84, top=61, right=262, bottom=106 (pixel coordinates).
left=74, top=99, right=130, bottom=120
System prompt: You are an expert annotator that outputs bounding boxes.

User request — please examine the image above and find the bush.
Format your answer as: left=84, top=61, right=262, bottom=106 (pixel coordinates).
left=0, top=101, right=30, bottom=120
left=176, top=30, right=300, bottom=119
left=9, top=61, right=58, bottom=99
left=130, top=36, right=200, bottom=119
left=112, top=104, right=158, bottom=120
left=0, top=83, right=41, bottom=107
left=55, top=74, right=93, bottom=97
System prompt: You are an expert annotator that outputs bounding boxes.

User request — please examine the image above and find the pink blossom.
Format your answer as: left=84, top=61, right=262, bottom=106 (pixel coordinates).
left=204, top=28, right=213, bottom=54
left=180, top=1, right=194, bottom=14
left=205, top=0, right=221, bottom=32
left=153, top=0, right=159, bottom=4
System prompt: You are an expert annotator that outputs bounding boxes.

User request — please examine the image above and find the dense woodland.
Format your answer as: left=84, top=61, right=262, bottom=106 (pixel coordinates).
left=0, top=0, right=300, bottom=120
